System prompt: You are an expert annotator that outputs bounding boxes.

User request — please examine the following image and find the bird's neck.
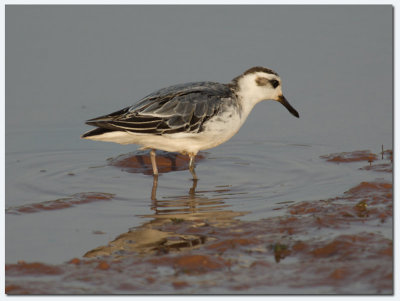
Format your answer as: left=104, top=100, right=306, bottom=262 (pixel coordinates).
left=236, top=92, right=263, bottom=124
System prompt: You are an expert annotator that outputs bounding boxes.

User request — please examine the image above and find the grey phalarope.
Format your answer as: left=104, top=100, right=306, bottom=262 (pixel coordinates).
left=81, top=66, right=299, bottom=179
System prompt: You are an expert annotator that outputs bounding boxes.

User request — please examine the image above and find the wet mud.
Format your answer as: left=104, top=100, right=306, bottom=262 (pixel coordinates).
left=5, top=149, right=393, bottom=294
left=6, top=192, right=115, bottom=215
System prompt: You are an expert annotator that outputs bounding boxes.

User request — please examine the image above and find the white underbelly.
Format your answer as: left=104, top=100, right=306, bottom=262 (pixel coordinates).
left=83, top=110, right=244, bottom=154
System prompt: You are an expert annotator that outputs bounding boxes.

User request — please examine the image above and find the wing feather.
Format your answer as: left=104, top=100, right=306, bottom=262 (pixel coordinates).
left=84, top=82, right=235, bottom=135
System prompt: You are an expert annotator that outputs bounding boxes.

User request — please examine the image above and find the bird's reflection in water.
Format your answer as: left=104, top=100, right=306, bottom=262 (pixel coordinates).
left=150, top=176, right=229, bottom=216
left=84, top=176, right=246, bottom=259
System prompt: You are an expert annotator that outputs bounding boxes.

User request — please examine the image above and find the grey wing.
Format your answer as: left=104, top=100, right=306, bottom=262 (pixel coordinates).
left=85, top=82, right=234, bottom=135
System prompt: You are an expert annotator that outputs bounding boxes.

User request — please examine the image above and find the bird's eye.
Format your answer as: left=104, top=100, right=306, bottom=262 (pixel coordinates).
left=270, top=79, right=280, bottom=88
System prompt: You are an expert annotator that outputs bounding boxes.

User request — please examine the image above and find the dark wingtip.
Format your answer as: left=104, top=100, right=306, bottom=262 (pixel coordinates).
left=81, top=127, right=113, bottom=138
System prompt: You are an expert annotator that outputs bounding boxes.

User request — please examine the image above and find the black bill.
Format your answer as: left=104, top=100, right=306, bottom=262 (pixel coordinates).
left=278, top=95, right=299, bottom=118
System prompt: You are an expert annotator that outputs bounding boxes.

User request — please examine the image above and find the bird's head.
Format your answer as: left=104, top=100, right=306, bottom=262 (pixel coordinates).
left=232, top=66, right=299, bottom=118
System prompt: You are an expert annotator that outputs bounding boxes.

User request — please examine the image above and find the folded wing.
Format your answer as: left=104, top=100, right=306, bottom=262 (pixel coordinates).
left=85, top=82, right=233, bottom=135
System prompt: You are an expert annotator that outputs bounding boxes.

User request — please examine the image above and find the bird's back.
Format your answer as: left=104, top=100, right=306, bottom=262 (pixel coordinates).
left=83, top=81, right=236, bottom=136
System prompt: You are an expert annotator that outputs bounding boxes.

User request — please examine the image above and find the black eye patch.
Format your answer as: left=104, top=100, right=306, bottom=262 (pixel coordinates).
left=270, top=79, right=280, bottom=88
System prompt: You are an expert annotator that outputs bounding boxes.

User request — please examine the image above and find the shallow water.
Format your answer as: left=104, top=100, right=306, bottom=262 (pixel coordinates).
left=5, top=132, right=390, bottom=264
left=5, top=145, right=393, bottom=293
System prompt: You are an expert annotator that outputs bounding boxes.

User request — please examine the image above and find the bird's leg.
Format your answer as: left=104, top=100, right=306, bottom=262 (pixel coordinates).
left=188, top=153, right=198, bottom=180
left=189, top=176, right=198, bottom=196
left=151, top=174, right=158, bottom=201
left=150, top=149, right=158, bottom=176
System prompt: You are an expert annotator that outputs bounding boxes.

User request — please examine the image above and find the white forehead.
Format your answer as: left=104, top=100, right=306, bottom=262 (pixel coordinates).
left=247, top=71, right=280, bottom=80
